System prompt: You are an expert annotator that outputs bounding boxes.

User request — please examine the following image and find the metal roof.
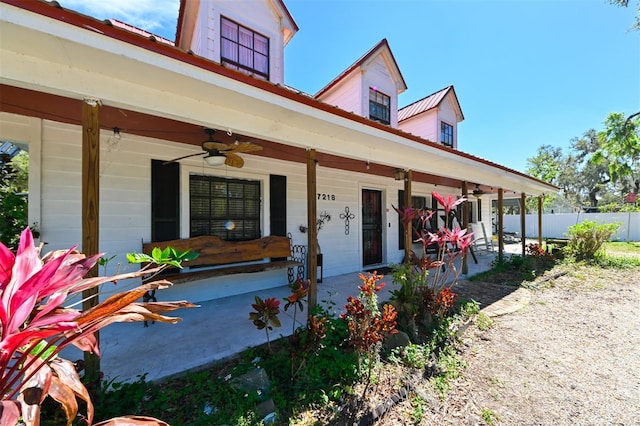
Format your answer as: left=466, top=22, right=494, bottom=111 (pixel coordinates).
left=398, top=85, right=464, bottom=122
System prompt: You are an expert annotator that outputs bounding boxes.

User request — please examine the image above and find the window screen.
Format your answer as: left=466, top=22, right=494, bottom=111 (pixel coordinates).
left=190, top=175, right=261, bottom=240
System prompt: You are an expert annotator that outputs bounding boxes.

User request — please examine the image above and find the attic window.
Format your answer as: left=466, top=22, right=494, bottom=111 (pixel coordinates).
left=441, top=122, right=453, bottom=147
left=221, top=17, right=269, bottom=80
left=369, top=87, right=390, bottom=125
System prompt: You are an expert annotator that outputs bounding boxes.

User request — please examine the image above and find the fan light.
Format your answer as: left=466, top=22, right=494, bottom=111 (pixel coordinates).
left=204, top=155, right=226, bottom=166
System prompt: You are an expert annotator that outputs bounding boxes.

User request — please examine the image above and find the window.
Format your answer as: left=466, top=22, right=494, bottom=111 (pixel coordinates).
left=190, top=175, right=261, bottom=241
left=369, top=87, right=390, bottom=125
left=441, top=122, right=453, bottom=147
left=221, top=17, right=269, bottom=80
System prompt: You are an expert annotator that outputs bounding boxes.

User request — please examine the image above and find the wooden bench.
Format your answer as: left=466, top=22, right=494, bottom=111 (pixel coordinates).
left=142, top=235, right=304, bottom=285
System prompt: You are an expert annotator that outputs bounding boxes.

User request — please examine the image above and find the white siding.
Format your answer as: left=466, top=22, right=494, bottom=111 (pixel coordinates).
left=316, top=71, right=363, bottom=116
left=398, top=109, right=438, bottom=142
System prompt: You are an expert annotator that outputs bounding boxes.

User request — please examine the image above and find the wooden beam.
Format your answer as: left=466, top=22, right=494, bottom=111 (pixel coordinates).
left=403, top=170, right=412, bottom=263
left=498, top=188, right=504, bottom=262
left=538, top=196, right=543, bottom=246
left=306, top=149, right=318, bottom=310
left=461, top=181, right=469, bottom=274
left=81, top=98, right=100, bottom=386
left=521, top=192, right=526, bottom=255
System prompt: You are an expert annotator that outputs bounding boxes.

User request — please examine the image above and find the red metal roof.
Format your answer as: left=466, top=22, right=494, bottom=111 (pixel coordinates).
left=398, top=85, right=464, bottom=122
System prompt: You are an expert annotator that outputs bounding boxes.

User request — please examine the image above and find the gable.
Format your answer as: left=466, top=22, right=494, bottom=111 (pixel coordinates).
left=315, top=39, right=407, bottom=99
left=175, top=0, right=297, bottom=84
left=176, top=0, right=297, bottom=48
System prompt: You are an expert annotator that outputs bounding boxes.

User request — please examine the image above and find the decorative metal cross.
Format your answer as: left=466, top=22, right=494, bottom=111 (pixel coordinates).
left=340, top=206, right=356, bottom=235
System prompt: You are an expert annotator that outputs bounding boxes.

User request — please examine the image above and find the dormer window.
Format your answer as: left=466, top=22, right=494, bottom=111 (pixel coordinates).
left=369, top=87, right=390, bottom=125
left=221, top=17, right=269, bottom=80
left=441, top=121, right=453, bottom=147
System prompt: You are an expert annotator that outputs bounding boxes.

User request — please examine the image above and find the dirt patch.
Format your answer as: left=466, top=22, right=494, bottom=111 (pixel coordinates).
left=375, top=265, right=640, bottom=425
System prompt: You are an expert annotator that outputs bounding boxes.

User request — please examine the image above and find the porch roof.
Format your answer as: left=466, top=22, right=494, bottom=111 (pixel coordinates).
left=0, top=0, right=558, bottom=197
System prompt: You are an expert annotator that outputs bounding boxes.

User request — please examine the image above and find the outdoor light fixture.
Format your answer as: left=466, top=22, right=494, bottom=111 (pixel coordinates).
left=204, top=155, right=226, bottom=166
left=393, top=169, right=406, bottom=181
left=113, top=127, right=121, bottom=139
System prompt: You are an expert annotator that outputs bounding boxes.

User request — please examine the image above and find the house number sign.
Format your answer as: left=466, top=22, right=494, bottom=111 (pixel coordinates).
left=317, top=193, right=336, bottom=201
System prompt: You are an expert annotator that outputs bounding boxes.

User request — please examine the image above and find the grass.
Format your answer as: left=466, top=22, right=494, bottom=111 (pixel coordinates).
left=603, top=241, right=640, bottom=254
left=481, top=407, right=499, bottom=425
left=475, top=312, right=494, bottom=331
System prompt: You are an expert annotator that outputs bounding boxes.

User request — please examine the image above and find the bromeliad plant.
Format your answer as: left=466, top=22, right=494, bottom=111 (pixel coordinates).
left=0, top=228, right=197, bottom=426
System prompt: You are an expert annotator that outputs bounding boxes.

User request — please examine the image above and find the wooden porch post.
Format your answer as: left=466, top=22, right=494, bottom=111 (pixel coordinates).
left=520, top=192, right=526, bottom=255
left=497, top=188, right=504, bottom=262
left=81, top=98, right=100, bottom=384
left=403, top=170, right=412, bottom=263
left=306, top=149, right=318, bottom=311
left=461, top=181, right=469, bottom=274
left=538, top=195, right=543, bottom=246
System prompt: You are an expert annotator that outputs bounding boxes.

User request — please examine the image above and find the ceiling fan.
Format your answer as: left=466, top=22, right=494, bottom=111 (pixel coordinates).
left=472, top=184, right=486, bottom=197
left=163, top=128, right=262, bottom=168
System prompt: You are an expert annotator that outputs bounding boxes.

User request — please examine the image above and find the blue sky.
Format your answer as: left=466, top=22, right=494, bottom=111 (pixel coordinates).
left=60, top=0, right=639, bottom=173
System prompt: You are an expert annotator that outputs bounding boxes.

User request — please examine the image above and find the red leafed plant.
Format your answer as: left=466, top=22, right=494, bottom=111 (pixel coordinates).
left=249, top=296, right=282, bottom=353
left=391, top=191, right=473, bottom=340
left=393, top=190, right=473, bottom=293
left=0, top=228, right=196, bottom=426
left=341, top=272, right=397, bottom=396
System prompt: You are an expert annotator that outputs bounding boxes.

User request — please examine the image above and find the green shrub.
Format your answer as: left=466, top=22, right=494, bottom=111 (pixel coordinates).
left=565, top=220, right=621, bottom=260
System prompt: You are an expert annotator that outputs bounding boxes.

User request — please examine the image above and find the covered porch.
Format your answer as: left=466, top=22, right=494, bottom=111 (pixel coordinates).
left=67, top=245, right=526, bottom=384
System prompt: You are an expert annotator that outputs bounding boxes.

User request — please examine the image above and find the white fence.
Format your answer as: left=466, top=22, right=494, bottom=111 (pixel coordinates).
left=503, top=212, right=640, bottom=242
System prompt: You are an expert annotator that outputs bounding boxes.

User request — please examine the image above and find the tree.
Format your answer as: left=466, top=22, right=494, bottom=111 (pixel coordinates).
left=608, top=0, right=640, bottom=31
left=525, top=145, right=563, bottom=212
left=569, top=129, right=612, bottom=207
left=0, top=151, right=31, bottom=248
left=593, top=111, right=640, bottom=195
left=526, top=125, right=629, bottom=211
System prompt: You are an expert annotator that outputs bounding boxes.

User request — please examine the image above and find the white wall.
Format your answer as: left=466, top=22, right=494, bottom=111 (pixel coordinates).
left=316, top=71, right=363, bottom=117
left=398, top=109, right=437, bottom=142
left=503, top=212, right=640, bottom=242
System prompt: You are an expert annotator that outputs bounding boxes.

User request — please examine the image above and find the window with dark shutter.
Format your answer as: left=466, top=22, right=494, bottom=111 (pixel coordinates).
left=269, top=175, right=287, bottom=237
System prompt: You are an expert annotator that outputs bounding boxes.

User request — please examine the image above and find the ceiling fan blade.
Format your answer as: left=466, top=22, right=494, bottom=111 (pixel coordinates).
left=224, top=152, right=244, bottom=168
left=162, top=152, right=206, bottom=165
left=227, top=143, right=263, bottom=154
left=202, top=141, right=230, bottom=152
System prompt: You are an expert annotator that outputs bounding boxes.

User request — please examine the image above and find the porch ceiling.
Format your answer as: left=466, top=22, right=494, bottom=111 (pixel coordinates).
left=0, top=2, right=557, bottom=196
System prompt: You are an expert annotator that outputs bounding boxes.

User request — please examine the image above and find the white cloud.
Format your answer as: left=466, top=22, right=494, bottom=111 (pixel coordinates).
left=59, top=0, right=180, bottom=39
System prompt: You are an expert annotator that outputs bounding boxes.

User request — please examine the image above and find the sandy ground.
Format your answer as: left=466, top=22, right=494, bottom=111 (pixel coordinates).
left=379, top=265, right=640, bottom=425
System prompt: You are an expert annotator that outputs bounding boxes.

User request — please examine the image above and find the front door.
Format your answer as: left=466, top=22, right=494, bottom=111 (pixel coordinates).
left=362, top=189, right=383, bottom=266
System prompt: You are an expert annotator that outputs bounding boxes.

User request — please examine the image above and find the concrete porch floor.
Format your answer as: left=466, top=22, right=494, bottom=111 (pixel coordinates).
left=75, top=245, right=524, bottom=384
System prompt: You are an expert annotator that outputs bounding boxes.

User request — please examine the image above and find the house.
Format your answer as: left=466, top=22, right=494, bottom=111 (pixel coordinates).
left=0, top=0, right=557, bottom=305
